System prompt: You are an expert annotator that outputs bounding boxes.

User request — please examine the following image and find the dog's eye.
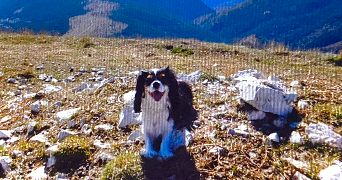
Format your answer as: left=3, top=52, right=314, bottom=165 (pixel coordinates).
left=147, top=75, right=154, bottom=79
left=160, top=73, right=165, bottom=77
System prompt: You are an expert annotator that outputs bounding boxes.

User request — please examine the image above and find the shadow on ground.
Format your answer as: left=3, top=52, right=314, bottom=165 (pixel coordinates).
left=239, top=103, right=305, bottom=141
left=141, top=146, right=200, bottom=180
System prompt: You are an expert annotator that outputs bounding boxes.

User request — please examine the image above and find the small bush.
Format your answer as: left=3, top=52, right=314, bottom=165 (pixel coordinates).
left=171, top=46, right=194, bottom=56
left=53, top=136, right=93, bottom=172
left=198, top=72, right=219, bottom=82
left=102, top=151, right=143, bottom=180
left=80, top=37, right=94, bottom=48
left=327, top=51, right=342, bottom=66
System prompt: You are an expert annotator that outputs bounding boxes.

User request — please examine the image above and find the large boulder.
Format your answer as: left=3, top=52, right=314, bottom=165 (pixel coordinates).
left=232, top=69, right=297, bottom=116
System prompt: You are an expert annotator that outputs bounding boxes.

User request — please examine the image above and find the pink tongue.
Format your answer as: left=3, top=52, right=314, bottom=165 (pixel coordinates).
left=152, top=91, right=163, bottom=101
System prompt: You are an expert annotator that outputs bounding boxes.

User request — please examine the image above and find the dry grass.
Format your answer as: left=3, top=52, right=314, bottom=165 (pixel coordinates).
left=0, top=33, right=341, bottom=179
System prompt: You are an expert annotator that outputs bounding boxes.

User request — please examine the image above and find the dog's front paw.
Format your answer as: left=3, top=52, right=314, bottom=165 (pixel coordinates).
left=142, top=149, right=158, bottom=158
left=159, top=150, right=173, bottom=160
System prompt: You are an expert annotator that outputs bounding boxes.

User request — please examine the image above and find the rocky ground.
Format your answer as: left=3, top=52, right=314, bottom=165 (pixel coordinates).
left=0, top=33, right=342, bottom=179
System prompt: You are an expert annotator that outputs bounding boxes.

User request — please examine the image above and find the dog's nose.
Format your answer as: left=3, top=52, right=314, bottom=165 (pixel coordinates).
left=152, top=81, right=160, bottom=89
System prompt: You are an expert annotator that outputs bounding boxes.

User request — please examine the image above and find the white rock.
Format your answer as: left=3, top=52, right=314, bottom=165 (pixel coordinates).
left=12, top=150, right=22, bottom=158
left=306, top=122, right=342, bottom=149
left=56, top=107, right=81, bottom=122
left=293, top=171, right=312, bottom=180
left=0, top=116, right=11, bottom=123
left=23, top=93, right=37, bottom=100
left=38, top=74, right=47, bottom=81
left=0, top=72, right=3, bottom=77
left=234, top=129, right=249, bottom=138
left=247, top=110, right=266, bottom=120
left=27, top=121, right=38, bottom=135
left=7, top=136, right=20, bottom=144
left=209, top=146, right=225, bottom=156
left=118, top=105, right=141, bottom=128
left=95, top=124, right=114, bottom=131
left=128, top=130, right=143, bottom=141
left=273, top=116, right=287, bottom=128
left=66, top=76, right=75, bottom=82
left=178, top=70, right=201, bottom=82
left=58, top=129, right=77, bottom=141
left=284, top=158, right=309, bottom=170
left=0, top=130, right=12, bottom=139
left=27, top=166, right=48, bottom=180
left=236, top=80, right=296, bottom=116
left=123, top=90, right=136, bottom=105
left=30, top=132, right=48, bottom=143
left=94, top=140, right=111, bottom=149
left=290, top=131, right=303, bottom=144
left=230, top=69, right=267, bottom=85
left=268, top=132, right=280, bottom=142
left=0, top=156, right=12, bottom=172
left=298, top=100, right=309, bottom=110
left=319, top=161, right=342, bottom=180
left=36, top=64, right=44, bottom=70
left=290, top=81, right=302, bottom=87
left=0, top=140, right=5, bottom=147
left=38, top=84, right=62, bottom=94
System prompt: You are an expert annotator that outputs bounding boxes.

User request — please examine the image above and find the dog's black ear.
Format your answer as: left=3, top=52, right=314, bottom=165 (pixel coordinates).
left=166, top=67, right=180, bottom=119
left=134, top=70, right=148, bottom=113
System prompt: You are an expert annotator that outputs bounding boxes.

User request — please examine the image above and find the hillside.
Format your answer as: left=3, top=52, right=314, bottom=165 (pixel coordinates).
left=0, top=33, right=342, bottom=179
left=197, top=0, right=342, bottom=53
left=0, top=0, right=218, bottom=41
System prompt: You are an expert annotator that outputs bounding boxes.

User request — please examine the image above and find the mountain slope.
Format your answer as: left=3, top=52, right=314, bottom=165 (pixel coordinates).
left=198, top=0, right=342, bottom=52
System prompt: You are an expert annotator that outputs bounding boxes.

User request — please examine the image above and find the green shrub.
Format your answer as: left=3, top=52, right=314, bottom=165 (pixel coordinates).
left=171, top=46, right=194, bottom=56
left=102, top=151, right=143, bottom=180
left=198, top=72, right=219, bottom=82
left=53, top=136, right=93, bottom=172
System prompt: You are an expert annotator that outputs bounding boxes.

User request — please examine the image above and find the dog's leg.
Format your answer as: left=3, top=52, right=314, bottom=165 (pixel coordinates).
left=159, top=130, right=174, bottom=159
left=143, top=134, right=158, bottom=158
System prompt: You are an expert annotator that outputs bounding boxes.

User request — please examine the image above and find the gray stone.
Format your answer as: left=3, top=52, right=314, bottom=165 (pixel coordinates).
left=58, top=129, right=77, bottom=141
left=36, top=64, right=44, bottom=70
left=72, top=82, right=88, bottom=92
left=178, top=70, right=201, bottom=82
left=14, top=90, right=22, bottom=96
left=232, top=69, right=297, bottom=116
left=128, top=130, right=144, bottom=141
left=7, top=78, right=16, bottom=84
left=31, top=101, right=40, bottom=115
left=0, top=156, right=12, bottom=172
left=30, top=131, right=48, bottom=143
left=97, top=71, right=104, bottom=75
left=27, top=121, right=38, bottom=135
left=67, top=119, right=77, bottom=129
left=66, top=76, right=75, bottom=82
left=0, top=130, right=12, bottom=139
left=306, top=122, right=342, bottom=149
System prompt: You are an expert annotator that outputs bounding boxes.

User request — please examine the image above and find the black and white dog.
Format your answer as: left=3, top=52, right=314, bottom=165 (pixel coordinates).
left=134, top=67, right=197, bottom=159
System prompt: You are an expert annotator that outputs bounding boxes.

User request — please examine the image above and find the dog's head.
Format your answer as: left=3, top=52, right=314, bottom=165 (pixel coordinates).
left=134, top=67, right=179, bottom=113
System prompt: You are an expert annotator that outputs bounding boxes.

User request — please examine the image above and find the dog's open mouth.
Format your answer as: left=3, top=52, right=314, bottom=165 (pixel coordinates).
left=149, top=91, right=165, bottom=102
